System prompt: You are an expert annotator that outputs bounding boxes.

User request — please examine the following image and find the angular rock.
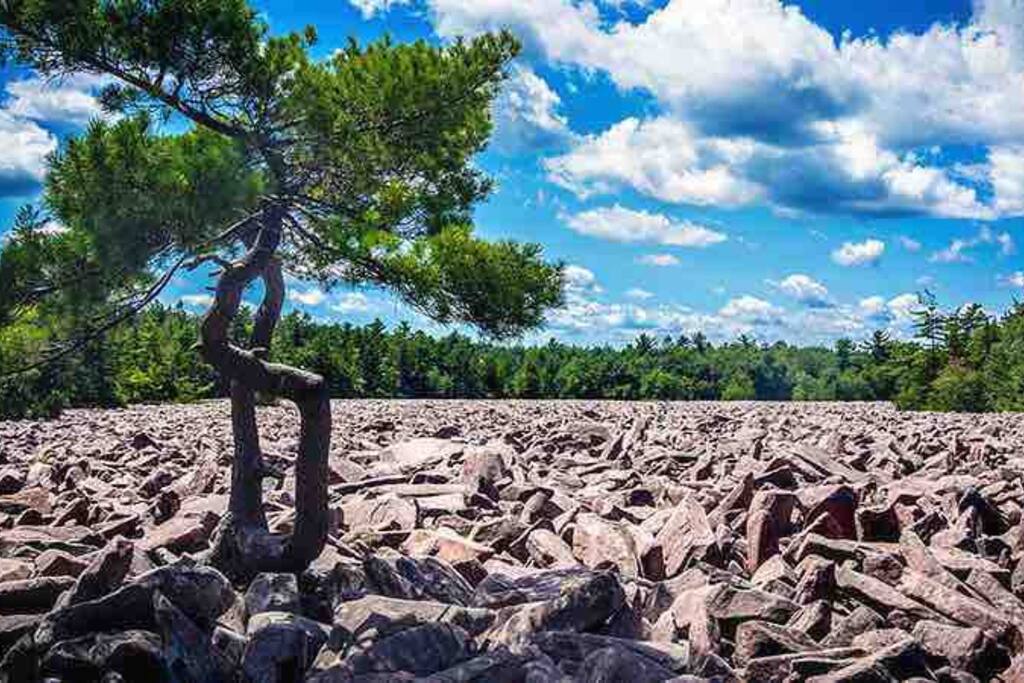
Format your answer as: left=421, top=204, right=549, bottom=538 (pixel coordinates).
left=572, top=513, right=642, bottom=579
left=245, top=573, right=301, bottom=621
left=243, top=611, right=330, bottom=683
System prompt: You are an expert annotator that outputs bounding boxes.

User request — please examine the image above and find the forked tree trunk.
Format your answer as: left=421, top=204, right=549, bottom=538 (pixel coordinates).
left=198, top=207, right=331, bottom=582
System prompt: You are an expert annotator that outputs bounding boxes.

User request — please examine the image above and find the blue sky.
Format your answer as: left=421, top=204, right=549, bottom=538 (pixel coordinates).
left=2, top=0, right=1023, bottom=346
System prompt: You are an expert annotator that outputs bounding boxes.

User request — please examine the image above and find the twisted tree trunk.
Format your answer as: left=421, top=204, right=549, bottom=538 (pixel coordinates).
left=198, top=207, right=330, bottom=582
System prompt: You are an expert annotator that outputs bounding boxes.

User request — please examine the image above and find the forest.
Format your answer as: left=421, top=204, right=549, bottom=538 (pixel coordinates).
left=2, top=291, right=1021, bottom=418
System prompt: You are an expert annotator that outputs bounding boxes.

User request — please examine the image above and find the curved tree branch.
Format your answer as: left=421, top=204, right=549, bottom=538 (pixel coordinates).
left=200, top=206, right=330, bottom=579
left=224, top=255, right=283, bottom=527
left=0, top=17, right=247, bottom=139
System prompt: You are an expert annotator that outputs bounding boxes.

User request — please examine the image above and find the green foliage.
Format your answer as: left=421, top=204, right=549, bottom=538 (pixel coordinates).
left=722, top=372, right=756, bottom=401
left=0, top=1, right=563, bottom=376
left=47, top=115, right=261, bottom=273
left=5, top=293, right=1024, bottom=417
left=927, top=364, right=989, bottom=412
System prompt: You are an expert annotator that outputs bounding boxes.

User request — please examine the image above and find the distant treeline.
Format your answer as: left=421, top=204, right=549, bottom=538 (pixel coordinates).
left=2, top=292, right=1023, bottom=418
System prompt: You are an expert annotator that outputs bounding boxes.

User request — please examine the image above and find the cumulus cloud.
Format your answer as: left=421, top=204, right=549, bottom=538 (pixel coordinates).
left=0, top=74, right=106, bottom=197
left=493, top=66, right=572, bottom=152
left=5, top=75, right=106, bottom=128
left=886, top=293, right=921, bottom=322
left=0, top=110, right=56, bottom=197
left=858, top=295, right=888, bottom=319
left=547, top=117, right=991, bottom=218
left=625, top=287, right=654, bottom=300
left=771, top=274, right=831, bottom=307
left=832, top=239, right=886, bottom=266
left=563, top=264, right=604, bottom=296
left=546, top=118, right=760, bottom=207
left=856, top=293, right=919, bottom=328
left=636, top=253, right=680, bottom=267
left=417, top=0, right=1024, bottom=219
left=543, top=276, right=925, bottom=345
left=288, top=288, right=327, bottom=306
left=987, top=145, right=1024, bottom=215
left=421, top=0, right=1024, bottom=146
left=332, top=292, right=373, bottom=313
left=719, top=295, right=784, bottom=324
left=564, top=205, right=727, bottom=247
left=349, top=0, right=411, bottom=17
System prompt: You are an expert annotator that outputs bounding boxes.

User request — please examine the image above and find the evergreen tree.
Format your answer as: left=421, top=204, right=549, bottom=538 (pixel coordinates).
left=0, top=2, right=564, bottom=579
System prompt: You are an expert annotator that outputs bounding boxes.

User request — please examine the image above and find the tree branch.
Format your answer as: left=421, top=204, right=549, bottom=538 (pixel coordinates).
left=0, top=253, right=187, bottom=378
left=1, top=18, right=247, bottom=139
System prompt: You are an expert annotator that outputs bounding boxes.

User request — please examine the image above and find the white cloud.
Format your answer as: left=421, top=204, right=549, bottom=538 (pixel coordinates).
left=288, top=288, right=327, bottom=306
left=0, top=110, right=56, bottom=196
left=349, top=0, right=411, bottom=17
left=988, top=145, right=1024, bottom=215
left=832, top=239, right=886, bottom=266
left=719, top=295, right=784, bottom=323
left=858, top=296, right=888, bottom=317
left=423, top=0, right=1024, bottom=148
left=332, top=292, right=372, bottom=314
left=898, top=235, right=922, bottom=252
left=493, top=65, right=572, bottom=152
left=1000, top=271, right=1024, bottom=287
left=772, top=274, right=831, bottom=307
left=625, top=287, right=654, bottom=300
left=563, top=264, right=602, bottom=295
left=543, top=280, right=929, bottom=345
left=998, top=231, right=1017, bottom=255
left=180, top=294, right=214, bottom=309
left=546, top=118, right=759, bottom=207
left=886, top=293, right=921, bottom=323
left=856, top=293, right=919, bottom=330
left=930, top=239, right=973, bottom=264
left=0, top=74, right=106, bottom=196
left=425, top=0, right=845, bottom=141
left=5, top=75, right=106, bottom=127
left=637, top=253, right=680, bottom=267
left=930, top=225, right=1015, bottom=263
left=424, top=0, right=1024, bottom=219
left=564, top=204, right=727, bottom=247
left=547, top=116, right=991, bottom=218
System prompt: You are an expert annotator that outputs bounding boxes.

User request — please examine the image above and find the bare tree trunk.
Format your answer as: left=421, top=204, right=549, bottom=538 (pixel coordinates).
left=199, top=208, right=330, bottom=581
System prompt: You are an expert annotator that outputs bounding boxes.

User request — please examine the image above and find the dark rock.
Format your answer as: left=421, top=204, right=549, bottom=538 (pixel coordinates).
left=0, top=576, right=75, bottom=613
left=242, top=611, right=330, bottom=683
left=335, top=623, right=470, bottom=677
left=245, top=572, right=301, bottom=621
left=576, top=645, right=679, bottom=682
left=62, top=537, right=135, bottom=607
left=488, top=572, right=625, bottom=644
left=332, top=595, right=496, bottom=644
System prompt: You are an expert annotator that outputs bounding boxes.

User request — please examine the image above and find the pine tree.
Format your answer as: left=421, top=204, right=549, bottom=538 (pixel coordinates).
left=0, top=2, right=564, bottom=579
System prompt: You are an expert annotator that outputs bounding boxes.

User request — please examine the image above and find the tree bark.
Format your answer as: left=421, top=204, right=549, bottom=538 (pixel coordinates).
left=199, top=207, right=330, bottom=581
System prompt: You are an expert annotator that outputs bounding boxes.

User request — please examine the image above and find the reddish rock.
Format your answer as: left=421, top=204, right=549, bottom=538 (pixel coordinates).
left=572, top=513, right=642, bottom=579
left=746, top=490, right=797, bottom=572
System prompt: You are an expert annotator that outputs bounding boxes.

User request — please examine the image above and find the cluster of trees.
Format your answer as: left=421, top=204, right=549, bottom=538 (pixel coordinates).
left=3, top=293, right=1023, bottom=419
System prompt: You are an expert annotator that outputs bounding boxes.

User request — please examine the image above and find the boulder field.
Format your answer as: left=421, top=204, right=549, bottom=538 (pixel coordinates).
left=1, top=399, right=1023, bottom=681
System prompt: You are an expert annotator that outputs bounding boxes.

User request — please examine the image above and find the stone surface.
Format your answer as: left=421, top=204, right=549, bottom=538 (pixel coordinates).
left=245, top=572, right=301, bottom=621
left=2, top=399, right=1024, bottom=680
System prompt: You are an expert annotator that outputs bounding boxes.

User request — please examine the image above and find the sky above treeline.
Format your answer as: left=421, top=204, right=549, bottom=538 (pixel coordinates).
left=1, top=0, right=1023, bottom=347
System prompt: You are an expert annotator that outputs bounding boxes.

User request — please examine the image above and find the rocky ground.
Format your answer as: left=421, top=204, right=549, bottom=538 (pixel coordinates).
left=1, top=400, right=1024, bottom=681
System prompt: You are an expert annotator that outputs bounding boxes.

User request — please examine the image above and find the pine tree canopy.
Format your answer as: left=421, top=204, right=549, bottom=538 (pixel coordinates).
left=0, top=0, right=565, bottom=365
